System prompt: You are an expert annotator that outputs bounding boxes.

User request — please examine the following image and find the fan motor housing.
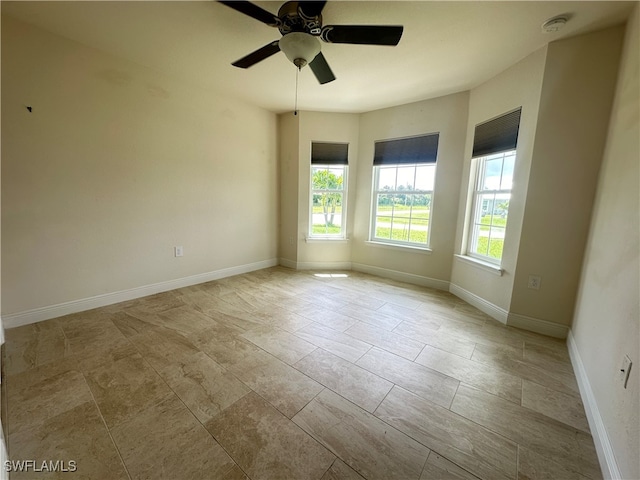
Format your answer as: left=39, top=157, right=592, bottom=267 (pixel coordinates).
left=278, top=1, right=322, bottom=36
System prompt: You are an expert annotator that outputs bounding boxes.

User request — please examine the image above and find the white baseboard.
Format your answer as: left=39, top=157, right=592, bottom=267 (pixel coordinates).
left=296, top=261, right=353, bottom=270
left=567, top=330, right=619, bottom=479
left=448, top=283, right=509, bottom=324
left=352, top=263, right=449, bottom=291
left=3, top=258, right=279, bottom=329
left=278, top=257, right=297, bottom=269
left=507, top=312, right=569, bottom=339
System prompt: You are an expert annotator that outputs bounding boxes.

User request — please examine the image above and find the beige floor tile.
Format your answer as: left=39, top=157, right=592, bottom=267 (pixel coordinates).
left=471, top=343, right=580, bottom=396
left=9, top=401, right=128, bottom=480
left=521, top=380, right=590, bottom=433
left=376, top=302, right=420, bottom=320
left=436, top=321, right=500, bottom=348
left=517, top=445, right=594, bottom=480
left=7, top=369, right=94, bottom=434
left=246, top=305, right=313, bottom=333
left=357, top=347, right=459, bottom=408
left=294, top=323, right=372, bottom=363
left=206, top=392, right=335, bottom=480
left=157, top=351, right=251, bottom=424
left=477, top=323, right=535, bottom=349
left=340, top=303, right=403, bottom=331
left=219, top=289, right=276, bottom=313
left=154, top=305, right=221, bottom=335
left=127, top=325, right=200, bottom=370
left=123, top=291, right=186, bottom=315
left=483, top=322, right=566, bottom=351
left=56, top=311, right=139, bottom=367
left=422, top=305, right=487, bottom=328
left=375, top=386, right=517, bottom=480
left=425, top=331, right=477, bottom=359
left=294, top=348, right=392, bottom=413
left=450, top=384, right=600, bottom=479
left=332, top=292, right=387, bottom=311
left=265, top=294, right=315, bottom=312
left=111, top=311, right=161, bottom=337
left=392, top=318, right=441, bottom=344
left=345, top=321, right=425, bottom=360
left=76, top=341, right=141, bottom=374
left=321, top=459, right=366, bottom=480
left=305, top=295, right=351, bottom=312
left=55, top=307, right=118, bottom=330
left=176, top=288, right=232, bottom=312
left=294, top=305, right=358, bottom=332
left=230, top=349, right=324, bottom=418
left=421, top=452, right=481, bottom=480
left=222, top=464, right=251, bottom=480
left=112, top=395, right=236, bottom=480
left=6, top=340, right=137, bottom=396
left=370, top=291, right=423, bottom=309
left=210, top=304, right=279, bottom=331
left=3, top=268, right=601, bottom=480
left=470, top=339, right=524, bottom=359
left=292, top=388, right=429, bottom=480
left=4, top=321, right=69, bottom=375
left=523, top=341, right=574, bottom=374
left=66, top=326, right=134, bottom=361
left=452, top=303, right=491, bottom=323
left=415, top=346, right=522, bottom=404
left=241, top=325, right=317, bottom=365
left=187, top=323, right=264, bottom=369
left=84, top=353, right=174, bottom=429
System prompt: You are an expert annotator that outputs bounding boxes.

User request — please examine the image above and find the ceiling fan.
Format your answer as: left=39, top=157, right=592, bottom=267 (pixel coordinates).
left=219, top=1, right=404, bottom=84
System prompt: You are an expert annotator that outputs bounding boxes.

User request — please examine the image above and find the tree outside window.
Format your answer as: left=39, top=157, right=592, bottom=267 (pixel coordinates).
left=310, top=166, right=346, bottom=237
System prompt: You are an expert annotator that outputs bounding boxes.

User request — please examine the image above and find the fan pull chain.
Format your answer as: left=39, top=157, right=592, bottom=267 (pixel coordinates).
left=294, top=66, right=300, bottom=116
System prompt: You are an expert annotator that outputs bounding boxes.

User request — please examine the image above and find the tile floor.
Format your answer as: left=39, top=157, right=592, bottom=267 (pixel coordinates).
left=2, top=267, right=600, bottom=480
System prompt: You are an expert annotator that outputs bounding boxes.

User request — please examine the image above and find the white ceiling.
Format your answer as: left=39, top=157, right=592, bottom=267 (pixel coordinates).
left=2, top=1, right=635, bottom=113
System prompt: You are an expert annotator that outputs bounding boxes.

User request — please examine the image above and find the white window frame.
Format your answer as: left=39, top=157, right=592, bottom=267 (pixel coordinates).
left=369, top=163, right=435, bottom=249
left=467, top=150, right=515, bottom=264
left=309, top=164, right=348, bottom=239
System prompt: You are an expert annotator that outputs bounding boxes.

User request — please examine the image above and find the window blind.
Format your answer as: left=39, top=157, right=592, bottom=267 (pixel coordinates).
left=472, top=108, right=522, bottom=158
left=311, top=142, right=349, bottom=165
left=373, top=133, right=439, bottom=165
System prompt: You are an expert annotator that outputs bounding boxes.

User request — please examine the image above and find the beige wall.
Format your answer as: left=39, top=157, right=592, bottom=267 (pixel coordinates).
left=297, top=111, right=360, bottom=268
left=1, top=16, right=278, bottom=315
left=571, top=7, right=639, bottom=479
left=450, top=48, right=547, bottom=311
left=510, top=26, right=625, bottom=326
left=352, top=92, right=469, bottom=285
left=277, top=113, right=299, bottom=265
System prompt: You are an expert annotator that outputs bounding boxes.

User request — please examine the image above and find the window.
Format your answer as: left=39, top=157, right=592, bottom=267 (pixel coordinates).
left=468, top=151, right=515, bottom=262
left=370, top=133, right=439, bottom=248
left=310, top=142, right=348, bottom=238
left=467, top=108, right=521, bottom=264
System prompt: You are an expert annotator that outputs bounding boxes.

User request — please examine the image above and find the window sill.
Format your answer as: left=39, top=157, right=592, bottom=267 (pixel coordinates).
left=365, top=241, right=432, bottom=254
left=305, top=236, right=350, bottom=244
left=454, top=254, right=503, bottom=276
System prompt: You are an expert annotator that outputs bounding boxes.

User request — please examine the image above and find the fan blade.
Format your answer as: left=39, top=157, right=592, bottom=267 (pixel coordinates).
left=321, top=25, right=403, bottom=46
left=309, top=52, right=336, bottom=84
left=219, top=1, right=280, bottom=27
left=232, top=41, right=281, bottom=68
left=298, top=1, right=327, bottom=19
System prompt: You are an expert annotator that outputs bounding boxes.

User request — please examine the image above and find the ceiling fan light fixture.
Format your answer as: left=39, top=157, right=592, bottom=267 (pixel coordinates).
left=279, top=32, right=321, bottom=68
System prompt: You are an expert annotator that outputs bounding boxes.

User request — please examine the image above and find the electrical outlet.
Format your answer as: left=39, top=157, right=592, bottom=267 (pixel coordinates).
left=620, top=355, right=632, bottom=388
left=288, top=236, right=294, bottom=246
left=174, top=246, right=184, bottom=257
left=527, top=275, right=541, bottom=290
